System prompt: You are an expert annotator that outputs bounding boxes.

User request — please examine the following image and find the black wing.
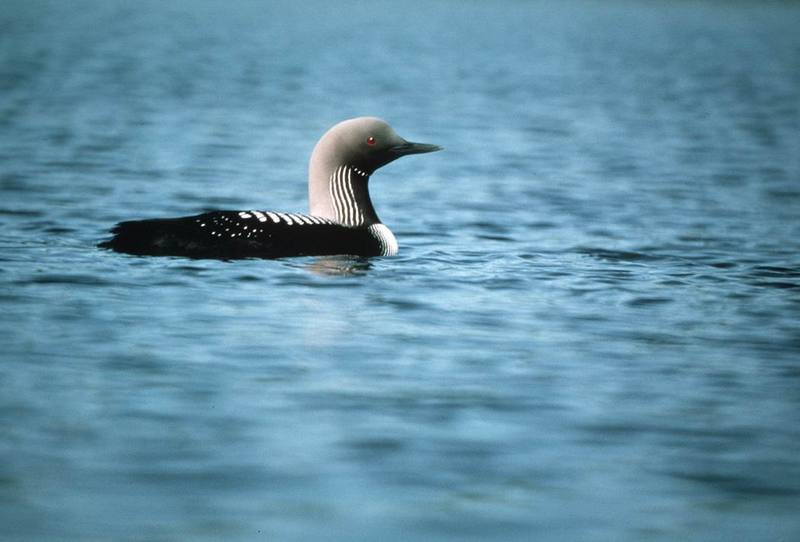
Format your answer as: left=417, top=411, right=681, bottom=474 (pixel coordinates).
left=99, top=210, right=381, bottom=259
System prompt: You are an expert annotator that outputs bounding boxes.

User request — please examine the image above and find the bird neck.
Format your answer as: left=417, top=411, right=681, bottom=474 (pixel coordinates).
left=309, top=164, right=380, bottom=227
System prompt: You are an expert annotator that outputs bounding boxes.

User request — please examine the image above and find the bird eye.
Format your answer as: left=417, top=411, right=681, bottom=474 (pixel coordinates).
left=366, top=136, right=376, bottom=146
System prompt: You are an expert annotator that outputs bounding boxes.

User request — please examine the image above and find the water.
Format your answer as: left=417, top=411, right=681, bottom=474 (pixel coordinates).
left=2, top=0, right=800, bottom=540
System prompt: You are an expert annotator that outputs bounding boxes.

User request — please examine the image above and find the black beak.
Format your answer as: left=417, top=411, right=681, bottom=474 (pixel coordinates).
left=389, top=140, right=443, bottom=157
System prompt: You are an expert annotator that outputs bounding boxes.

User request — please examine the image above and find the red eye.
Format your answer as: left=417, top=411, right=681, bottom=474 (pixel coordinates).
left=366, top=136, right=376, bottom=146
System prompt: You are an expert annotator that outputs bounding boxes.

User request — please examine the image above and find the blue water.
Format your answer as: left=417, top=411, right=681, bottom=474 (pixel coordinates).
left=2, top=1, right=800, bottom=540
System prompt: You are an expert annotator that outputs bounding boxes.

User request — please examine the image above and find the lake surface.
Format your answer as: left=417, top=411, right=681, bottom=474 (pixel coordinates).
left=2, top=0, right=799, bottom=540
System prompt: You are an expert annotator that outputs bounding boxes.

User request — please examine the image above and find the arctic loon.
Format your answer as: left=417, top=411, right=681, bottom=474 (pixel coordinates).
left=99, top=117, right=441, bottom=259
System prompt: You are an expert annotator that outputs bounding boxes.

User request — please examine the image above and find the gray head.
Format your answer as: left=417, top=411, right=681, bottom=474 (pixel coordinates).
left=308, top=117, right=441, bottom=224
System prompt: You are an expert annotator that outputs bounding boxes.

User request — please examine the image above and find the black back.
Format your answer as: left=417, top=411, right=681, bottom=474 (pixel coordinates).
left=98, top=211, right=383, bottom=259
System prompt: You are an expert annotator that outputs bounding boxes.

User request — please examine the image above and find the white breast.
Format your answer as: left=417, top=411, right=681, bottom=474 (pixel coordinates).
left=368, top=223, right=398, bottom=256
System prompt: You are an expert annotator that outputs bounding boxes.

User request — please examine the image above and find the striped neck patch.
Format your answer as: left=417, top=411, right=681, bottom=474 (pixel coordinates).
left=328, top=165, right=370, bottom=227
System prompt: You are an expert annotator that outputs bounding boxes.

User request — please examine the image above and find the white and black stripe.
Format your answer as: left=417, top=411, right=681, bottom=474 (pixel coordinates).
left=328, top=165, right=369, bottom=227
left=231, top=210, right=335, bottom=227
left=368, top=223, right=399, bottom=256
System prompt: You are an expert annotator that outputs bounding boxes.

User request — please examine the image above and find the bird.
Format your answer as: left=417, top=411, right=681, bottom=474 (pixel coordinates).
left=99, top=117, right=441, bottom=259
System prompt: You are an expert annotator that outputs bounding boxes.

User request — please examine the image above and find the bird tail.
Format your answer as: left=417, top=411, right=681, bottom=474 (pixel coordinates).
left=98, top=218, right=185, bottom=255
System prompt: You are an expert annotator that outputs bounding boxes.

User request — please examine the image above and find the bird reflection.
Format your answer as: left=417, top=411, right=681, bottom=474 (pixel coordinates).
left=305, top=256, right=373, bottom=276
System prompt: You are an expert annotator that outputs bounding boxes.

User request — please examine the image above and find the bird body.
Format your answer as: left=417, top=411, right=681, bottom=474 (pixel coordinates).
left=103, top=210, right=395, bottom=259
left=99, top=117, right=440, bottom=259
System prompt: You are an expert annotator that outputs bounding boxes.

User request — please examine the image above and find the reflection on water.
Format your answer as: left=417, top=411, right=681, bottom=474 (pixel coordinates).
left=1, top=0, right=800, bottom=541
left=303, top=256, right=374, bottom=277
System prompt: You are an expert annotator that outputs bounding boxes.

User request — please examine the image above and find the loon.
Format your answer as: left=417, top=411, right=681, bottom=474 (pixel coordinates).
left=99, top=117, right=441, bottom=259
